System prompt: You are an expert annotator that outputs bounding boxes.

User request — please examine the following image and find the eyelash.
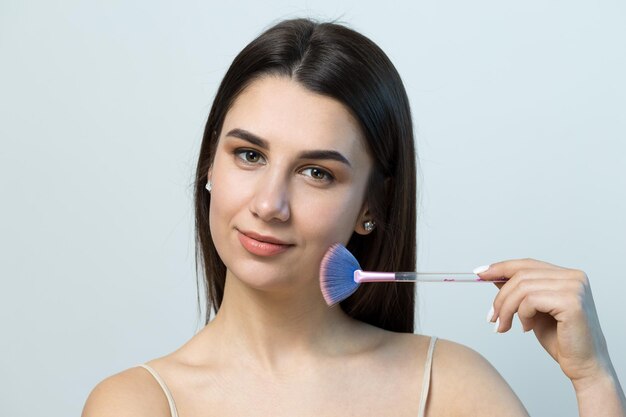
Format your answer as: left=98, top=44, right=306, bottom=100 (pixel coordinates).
left=233, top=148, right=335, bottom=183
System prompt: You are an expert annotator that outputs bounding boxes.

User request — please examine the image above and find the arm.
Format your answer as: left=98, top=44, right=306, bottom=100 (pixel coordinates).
left=428, top=339, right=530, bottom=417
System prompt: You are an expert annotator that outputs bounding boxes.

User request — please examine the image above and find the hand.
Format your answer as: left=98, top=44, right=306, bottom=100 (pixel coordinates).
left=476, top=258, right=613, bottom=386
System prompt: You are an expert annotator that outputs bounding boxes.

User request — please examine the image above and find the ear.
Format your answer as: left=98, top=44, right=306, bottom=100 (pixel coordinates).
left=354, top=204, right=374, bottom=235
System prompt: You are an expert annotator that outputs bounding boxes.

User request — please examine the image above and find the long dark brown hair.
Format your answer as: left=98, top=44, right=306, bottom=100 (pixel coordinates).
left=193, top=17, right=419, bottom=333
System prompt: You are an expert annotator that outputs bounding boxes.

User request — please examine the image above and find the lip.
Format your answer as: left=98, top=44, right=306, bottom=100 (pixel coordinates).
left=237, top=229, right=294, bottom=257
left=238, top=229, right=292, bottom=245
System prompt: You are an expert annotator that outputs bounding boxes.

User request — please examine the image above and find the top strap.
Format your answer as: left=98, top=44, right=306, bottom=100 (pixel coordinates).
left=417, top=336, right=438, bottom=417
left=137, top=364, right=179, bottom=417
left=135, top=338, right=438, bottom=417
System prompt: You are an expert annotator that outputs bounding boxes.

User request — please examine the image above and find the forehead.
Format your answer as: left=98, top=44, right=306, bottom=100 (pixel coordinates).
left=221, top=76, right=371, bottom=165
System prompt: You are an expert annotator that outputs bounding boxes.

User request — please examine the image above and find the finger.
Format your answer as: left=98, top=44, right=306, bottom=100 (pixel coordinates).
left=490, top=268, right=588, bottom=318
left=517, top=291, right=562, bottom=360
left=489, top=268, right=578, bottom=322
left=517, top=291, right=557, bottom=332
left=494, top=279, right=579, bottom=332
left=477, top=258, right=565, bottom=282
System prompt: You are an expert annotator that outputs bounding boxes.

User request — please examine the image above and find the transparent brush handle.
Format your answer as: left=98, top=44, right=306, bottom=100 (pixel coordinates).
left=355, top=271, right=508, bottom=283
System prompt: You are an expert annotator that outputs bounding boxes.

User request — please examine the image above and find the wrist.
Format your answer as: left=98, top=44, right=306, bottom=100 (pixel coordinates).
left=572, top=366, right=626, bottom=417
left=572, top=367, right=618, bottom=394
left=572, top=358, right=618, bottom=392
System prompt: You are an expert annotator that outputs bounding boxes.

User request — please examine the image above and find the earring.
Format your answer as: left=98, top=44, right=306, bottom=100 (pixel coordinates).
left=363, top=220, right=375, bottom=232
left=205, top=181, right=212, bottom=192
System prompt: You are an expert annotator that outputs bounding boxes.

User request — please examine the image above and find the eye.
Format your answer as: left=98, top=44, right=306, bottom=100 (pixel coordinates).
left=235, top=148, right=266, bottom=165
left=300, top=167, right=334, bottom=183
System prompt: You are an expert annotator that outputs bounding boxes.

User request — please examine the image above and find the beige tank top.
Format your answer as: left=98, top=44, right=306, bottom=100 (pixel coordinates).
left=138, top=335, right=437, bottom=417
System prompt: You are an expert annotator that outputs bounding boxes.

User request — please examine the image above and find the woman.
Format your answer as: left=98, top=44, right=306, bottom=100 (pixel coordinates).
left=82, top=18, right=625, bottom=416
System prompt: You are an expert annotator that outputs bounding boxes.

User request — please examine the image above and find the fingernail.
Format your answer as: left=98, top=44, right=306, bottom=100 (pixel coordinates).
left=473, top=264, right=490, bottom=274
left=486, top=305, right=494, bottom=322
left=493, top=318, right=500, bottom=333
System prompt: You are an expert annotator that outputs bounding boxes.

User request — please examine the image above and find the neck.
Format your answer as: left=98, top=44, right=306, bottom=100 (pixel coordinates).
left=203, top=269, right=367, bottom=375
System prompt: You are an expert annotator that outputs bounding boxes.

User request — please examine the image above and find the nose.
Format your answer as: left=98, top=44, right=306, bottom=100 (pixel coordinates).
left=249, top=171, right=291, bottom=223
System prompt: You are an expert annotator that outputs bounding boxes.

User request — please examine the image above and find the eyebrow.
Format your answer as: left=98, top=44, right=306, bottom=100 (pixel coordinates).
left=225, top=128, right=352, bottom=168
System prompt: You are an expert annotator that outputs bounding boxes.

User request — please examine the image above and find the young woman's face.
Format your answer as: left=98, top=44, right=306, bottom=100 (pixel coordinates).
left=209, top=75, right=374, bottom=291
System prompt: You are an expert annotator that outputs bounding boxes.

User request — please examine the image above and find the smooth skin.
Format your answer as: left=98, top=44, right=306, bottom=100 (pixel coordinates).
left=82, top=76, right=624, bottom=417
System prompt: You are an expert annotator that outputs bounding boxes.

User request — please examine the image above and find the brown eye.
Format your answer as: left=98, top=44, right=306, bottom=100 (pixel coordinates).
left=245, top=151, right=260, bottom=162
left=311, top=168, right=325, bottom=179
left=235, top=149, right=266, bottom=165
left=301, top=167, right=334, bottom=183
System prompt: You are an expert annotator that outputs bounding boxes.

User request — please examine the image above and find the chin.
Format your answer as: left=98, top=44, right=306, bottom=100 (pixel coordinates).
left=227, top=263, right=313, bottom=292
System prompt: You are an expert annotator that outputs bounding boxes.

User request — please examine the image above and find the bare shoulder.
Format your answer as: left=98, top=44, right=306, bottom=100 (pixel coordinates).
left=81, top=365, right=171, bottom=417
left=425, top=337, right=530, bottom=417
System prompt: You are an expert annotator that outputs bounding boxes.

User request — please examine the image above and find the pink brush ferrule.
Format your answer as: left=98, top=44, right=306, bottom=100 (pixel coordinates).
left=354, top=270, right=396, bottom=283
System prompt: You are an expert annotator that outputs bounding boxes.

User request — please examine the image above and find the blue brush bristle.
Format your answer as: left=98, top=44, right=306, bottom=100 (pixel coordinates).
left=319, top=243, right=361, bottom=306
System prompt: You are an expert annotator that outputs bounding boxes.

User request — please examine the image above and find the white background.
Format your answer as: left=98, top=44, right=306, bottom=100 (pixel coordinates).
left=1, top=1, right=624, bottom=416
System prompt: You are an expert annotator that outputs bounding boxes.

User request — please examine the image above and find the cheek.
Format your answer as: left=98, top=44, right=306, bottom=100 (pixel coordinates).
left=208, top=164, right=253, bottom=230
left=295, top=190, right=363, bottom=246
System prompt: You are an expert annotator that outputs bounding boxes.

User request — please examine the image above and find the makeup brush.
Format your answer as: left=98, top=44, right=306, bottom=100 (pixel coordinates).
left=319, top=243, right=507, bottom=306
